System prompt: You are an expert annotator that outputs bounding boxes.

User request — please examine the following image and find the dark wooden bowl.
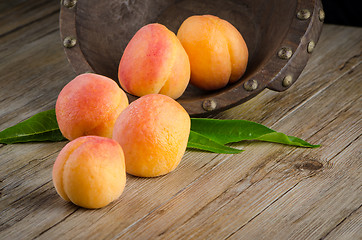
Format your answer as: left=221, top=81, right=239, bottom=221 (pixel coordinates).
left=60, top=0, right=324, bottom=116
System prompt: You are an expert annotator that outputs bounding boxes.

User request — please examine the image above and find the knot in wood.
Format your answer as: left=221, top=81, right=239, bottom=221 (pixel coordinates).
left=294, top=160, right=323, bottom=171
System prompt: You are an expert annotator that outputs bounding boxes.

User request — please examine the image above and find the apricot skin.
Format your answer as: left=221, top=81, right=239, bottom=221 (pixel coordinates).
left=56, top=73, right=129, bottom=140
left=177, top=15, right=248, bottom=91
left=113, top=94, right=191, bottom=177
left=52, top=136, right=126, bottom=209
left=118, top=23, right=190, bottom=99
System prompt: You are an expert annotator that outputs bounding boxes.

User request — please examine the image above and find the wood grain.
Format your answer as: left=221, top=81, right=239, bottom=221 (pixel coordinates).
left=0, top=1, right=361, bottom=239
left=323, top=206, right=362, bottom=240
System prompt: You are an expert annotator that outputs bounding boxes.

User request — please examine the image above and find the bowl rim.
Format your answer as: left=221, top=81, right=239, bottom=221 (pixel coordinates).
left=59, top=0, right=324, bottom=116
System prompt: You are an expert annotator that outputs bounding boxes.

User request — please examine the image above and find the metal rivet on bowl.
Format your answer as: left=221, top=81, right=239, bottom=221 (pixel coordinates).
left=282, top=75, right=293, bottom=87
left=319, top=9, right=325, bottom=22
left=63, top=36, right=76, bottom=48
left=297, top=9, right=311, bottom=20
left=278, top=47, right=293, bottom=60
left=307, top=41, right=315, bottom=53
left=63, top=0, right=77, bottom=8
left=243, top=79, right=258, bottom=91
left=202, top=99, right=217, bottom=111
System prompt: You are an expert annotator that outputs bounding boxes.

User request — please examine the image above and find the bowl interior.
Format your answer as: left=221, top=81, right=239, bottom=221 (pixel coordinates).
left=75, top=0, right=296, bottom=101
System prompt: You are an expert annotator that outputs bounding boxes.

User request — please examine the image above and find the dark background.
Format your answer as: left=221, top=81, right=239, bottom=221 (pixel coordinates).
left=322, top=0, right=362, bottom=27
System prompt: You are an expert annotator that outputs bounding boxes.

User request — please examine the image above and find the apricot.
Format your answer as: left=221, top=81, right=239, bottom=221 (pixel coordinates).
left=52, top=136, right=126, bottom=209
left=56, top=73, right=129, bottom=140
left=113, top=94, right=190, bottom=177
left=118, top=23, right=190, bottom=99
left=177, top=15, right=248, bottom=91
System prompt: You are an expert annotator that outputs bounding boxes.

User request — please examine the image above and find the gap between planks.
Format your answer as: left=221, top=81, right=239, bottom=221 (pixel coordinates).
left=321, top=205, right=362, bottom=240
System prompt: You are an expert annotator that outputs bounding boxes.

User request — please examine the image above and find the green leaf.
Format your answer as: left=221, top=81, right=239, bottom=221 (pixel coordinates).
left=0, top=109, right=66, bottom=144
left=256, top=132, right=318, bottom=148
left=187, top=130, right=243, bottom=154
left=0, top=109, right=319, bottom=153
left=190, top=118, right=319, bottom=148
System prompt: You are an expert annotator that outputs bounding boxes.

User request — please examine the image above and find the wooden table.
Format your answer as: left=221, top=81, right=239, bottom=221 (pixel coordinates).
left=1, top=1, right=361, bottom=239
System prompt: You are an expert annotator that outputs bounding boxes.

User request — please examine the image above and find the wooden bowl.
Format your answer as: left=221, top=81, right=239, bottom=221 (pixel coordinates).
left=60, top=0, right=324, bottom=116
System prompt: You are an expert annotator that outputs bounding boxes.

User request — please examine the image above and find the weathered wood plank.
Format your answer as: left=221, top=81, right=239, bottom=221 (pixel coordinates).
left=0, top=16, right=72, bottom=129
left=0, top=1, right=76, bottom=236
left=0, top=7, right=74, bottom=192
left=228, top=137, right=361, bottom=240
left=0, top=0, right=68, bottom=124
left=322, top=206, right=362, bottom=240
left=0, top=0, right=59, bottom=37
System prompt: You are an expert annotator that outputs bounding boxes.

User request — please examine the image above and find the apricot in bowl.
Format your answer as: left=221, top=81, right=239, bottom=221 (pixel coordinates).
left=118, top=23, right=190, bottom=99
left=177, top=15, right=248, bottom=91
left=60, top=0, right=324, bottom=116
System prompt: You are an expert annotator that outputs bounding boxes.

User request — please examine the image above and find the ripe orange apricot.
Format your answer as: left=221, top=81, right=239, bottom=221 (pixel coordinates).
left=118, top=23, right=190, bottom=99
left=177, top=15, right=248, bottom=91
left=113, top=94, right=190, bottom=177
left=52, top=136, right=126, bottom=209
left=56, top=73, right=129, bottom=140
